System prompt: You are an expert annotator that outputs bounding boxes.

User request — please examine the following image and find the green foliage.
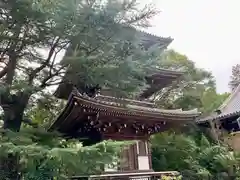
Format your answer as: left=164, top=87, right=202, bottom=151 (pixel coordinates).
left=155, top=50, right=229, bottom=113
left=61, top=0, right=161, bottom=98
left=155, top=50, right=214, bottom=109
left=0, top=1, right=236, bottom=180
left=0, top=0, right=159, bottom=97
left=151, top=50, right=235, bottom=180
left=0, top=0, right=163, bottom=178
left=200, top=88, right=230, bottom=114
left=151, top=132, right=240, bottom=180
left=0, top=0, right=160, bottom=130
left=26, top=92, right=66, bottom=127
left=0, top=128, right=126, bottom=179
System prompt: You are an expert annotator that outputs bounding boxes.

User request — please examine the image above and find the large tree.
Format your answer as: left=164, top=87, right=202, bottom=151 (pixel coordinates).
left=151, top=50, right=235, bottom=180
left=153, top=50, right=229, bottom=113
left=200, top=88, right=229, bottom=114
left=0, top=0, right=160, bottom=179
left=0, top=0, right=158, bottom=131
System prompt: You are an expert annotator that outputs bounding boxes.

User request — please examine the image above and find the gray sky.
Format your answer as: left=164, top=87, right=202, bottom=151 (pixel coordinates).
left=145, top=0, right=240, bottom=93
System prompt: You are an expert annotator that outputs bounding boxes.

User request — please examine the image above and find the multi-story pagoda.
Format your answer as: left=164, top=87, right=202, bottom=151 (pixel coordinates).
left=50, top=31, right=200, bottom=179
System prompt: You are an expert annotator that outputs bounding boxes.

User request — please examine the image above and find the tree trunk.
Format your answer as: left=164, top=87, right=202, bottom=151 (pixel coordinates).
left=1, top=92, right=29, bottom=131
left=0, top=93, right=29, bottom=180
left=3, top=103, right=24, bottom=132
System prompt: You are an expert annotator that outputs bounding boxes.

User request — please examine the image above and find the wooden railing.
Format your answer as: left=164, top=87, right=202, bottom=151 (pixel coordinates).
left=70, top=171, right=180, bottom=180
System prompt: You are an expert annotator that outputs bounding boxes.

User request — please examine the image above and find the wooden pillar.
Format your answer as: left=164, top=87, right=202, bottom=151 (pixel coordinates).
left=147, top=140, right=153, bottom=170
left=136, top=140, right=151, bottom=171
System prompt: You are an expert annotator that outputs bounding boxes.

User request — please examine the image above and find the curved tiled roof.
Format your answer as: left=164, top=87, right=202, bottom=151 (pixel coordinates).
left=95, top=94, right=155, bottom=107
left=49, top=90, right=200, bottom=139
left=197, top=110, right=240, bottom=123
left=72, top=91, right=200, bottom=118
left=136, top=29, right=173, bottom=49
left=137, top=29, right=173, bottom=41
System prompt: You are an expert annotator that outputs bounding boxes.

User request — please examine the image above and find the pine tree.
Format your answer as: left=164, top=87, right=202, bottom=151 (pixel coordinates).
left=0, top=0, right=158, bottom=130
left=0, top=128, right=126, bottom=179
left=0, top=0, right=159, bottom=179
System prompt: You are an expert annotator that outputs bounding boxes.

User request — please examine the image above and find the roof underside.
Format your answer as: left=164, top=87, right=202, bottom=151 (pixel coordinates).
left=139, top=69, right=183, bottom=98
left=50, top=90, right=199, bottom=142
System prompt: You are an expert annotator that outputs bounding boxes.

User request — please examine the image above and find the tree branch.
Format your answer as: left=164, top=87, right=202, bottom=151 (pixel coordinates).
left=43, top=78, right=66, bottom=87
left=49, top=41, right=69, bottom=76
left=0, top=65, right=8, bottom=78
left=39, top=65, right=66, bottom=89
left=5, top=53, right=17, bottom=85
left=28, top=37, right=60, bottom=85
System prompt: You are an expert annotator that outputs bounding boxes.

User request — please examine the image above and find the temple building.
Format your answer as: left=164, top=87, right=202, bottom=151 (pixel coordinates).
left=50, top=31, right=200, bottom=179
left=197, top=84, right=240, bottom=150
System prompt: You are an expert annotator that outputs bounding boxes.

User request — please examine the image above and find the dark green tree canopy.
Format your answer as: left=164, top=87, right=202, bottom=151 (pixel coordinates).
left=154, top=50, right=228, bottom=113
left=0, top=0, right=160, bottom=131
left=0, top=0, right=162, bottom=179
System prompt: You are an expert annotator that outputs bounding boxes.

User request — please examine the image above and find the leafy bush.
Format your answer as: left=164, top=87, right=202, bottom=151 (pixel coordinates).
left=152, top=132, right=240, bottom=180
left=0, top=128, right=125, bottom=179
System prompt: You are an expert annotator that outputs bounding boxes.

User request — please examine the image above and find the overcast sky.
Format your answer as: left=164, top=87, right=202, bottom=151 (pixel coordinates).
left=145, top=0, right=240, bottom=93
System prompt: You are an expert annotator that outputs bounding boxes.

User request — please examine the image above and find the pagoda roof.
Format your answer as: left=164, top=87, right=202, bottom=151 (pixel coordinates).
left=54, top=30, right=175, bottom=100
left=50, top=89, right=199, bottom=141
left=135, top=30, right=173, bottom=49
left=139, top=68, right=184, bottom=98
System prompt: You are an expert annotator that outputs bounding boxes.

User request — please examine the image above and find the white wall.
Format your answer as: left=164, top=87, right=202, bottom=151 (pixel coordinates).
left=138, top=156, right=150, bottom=170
